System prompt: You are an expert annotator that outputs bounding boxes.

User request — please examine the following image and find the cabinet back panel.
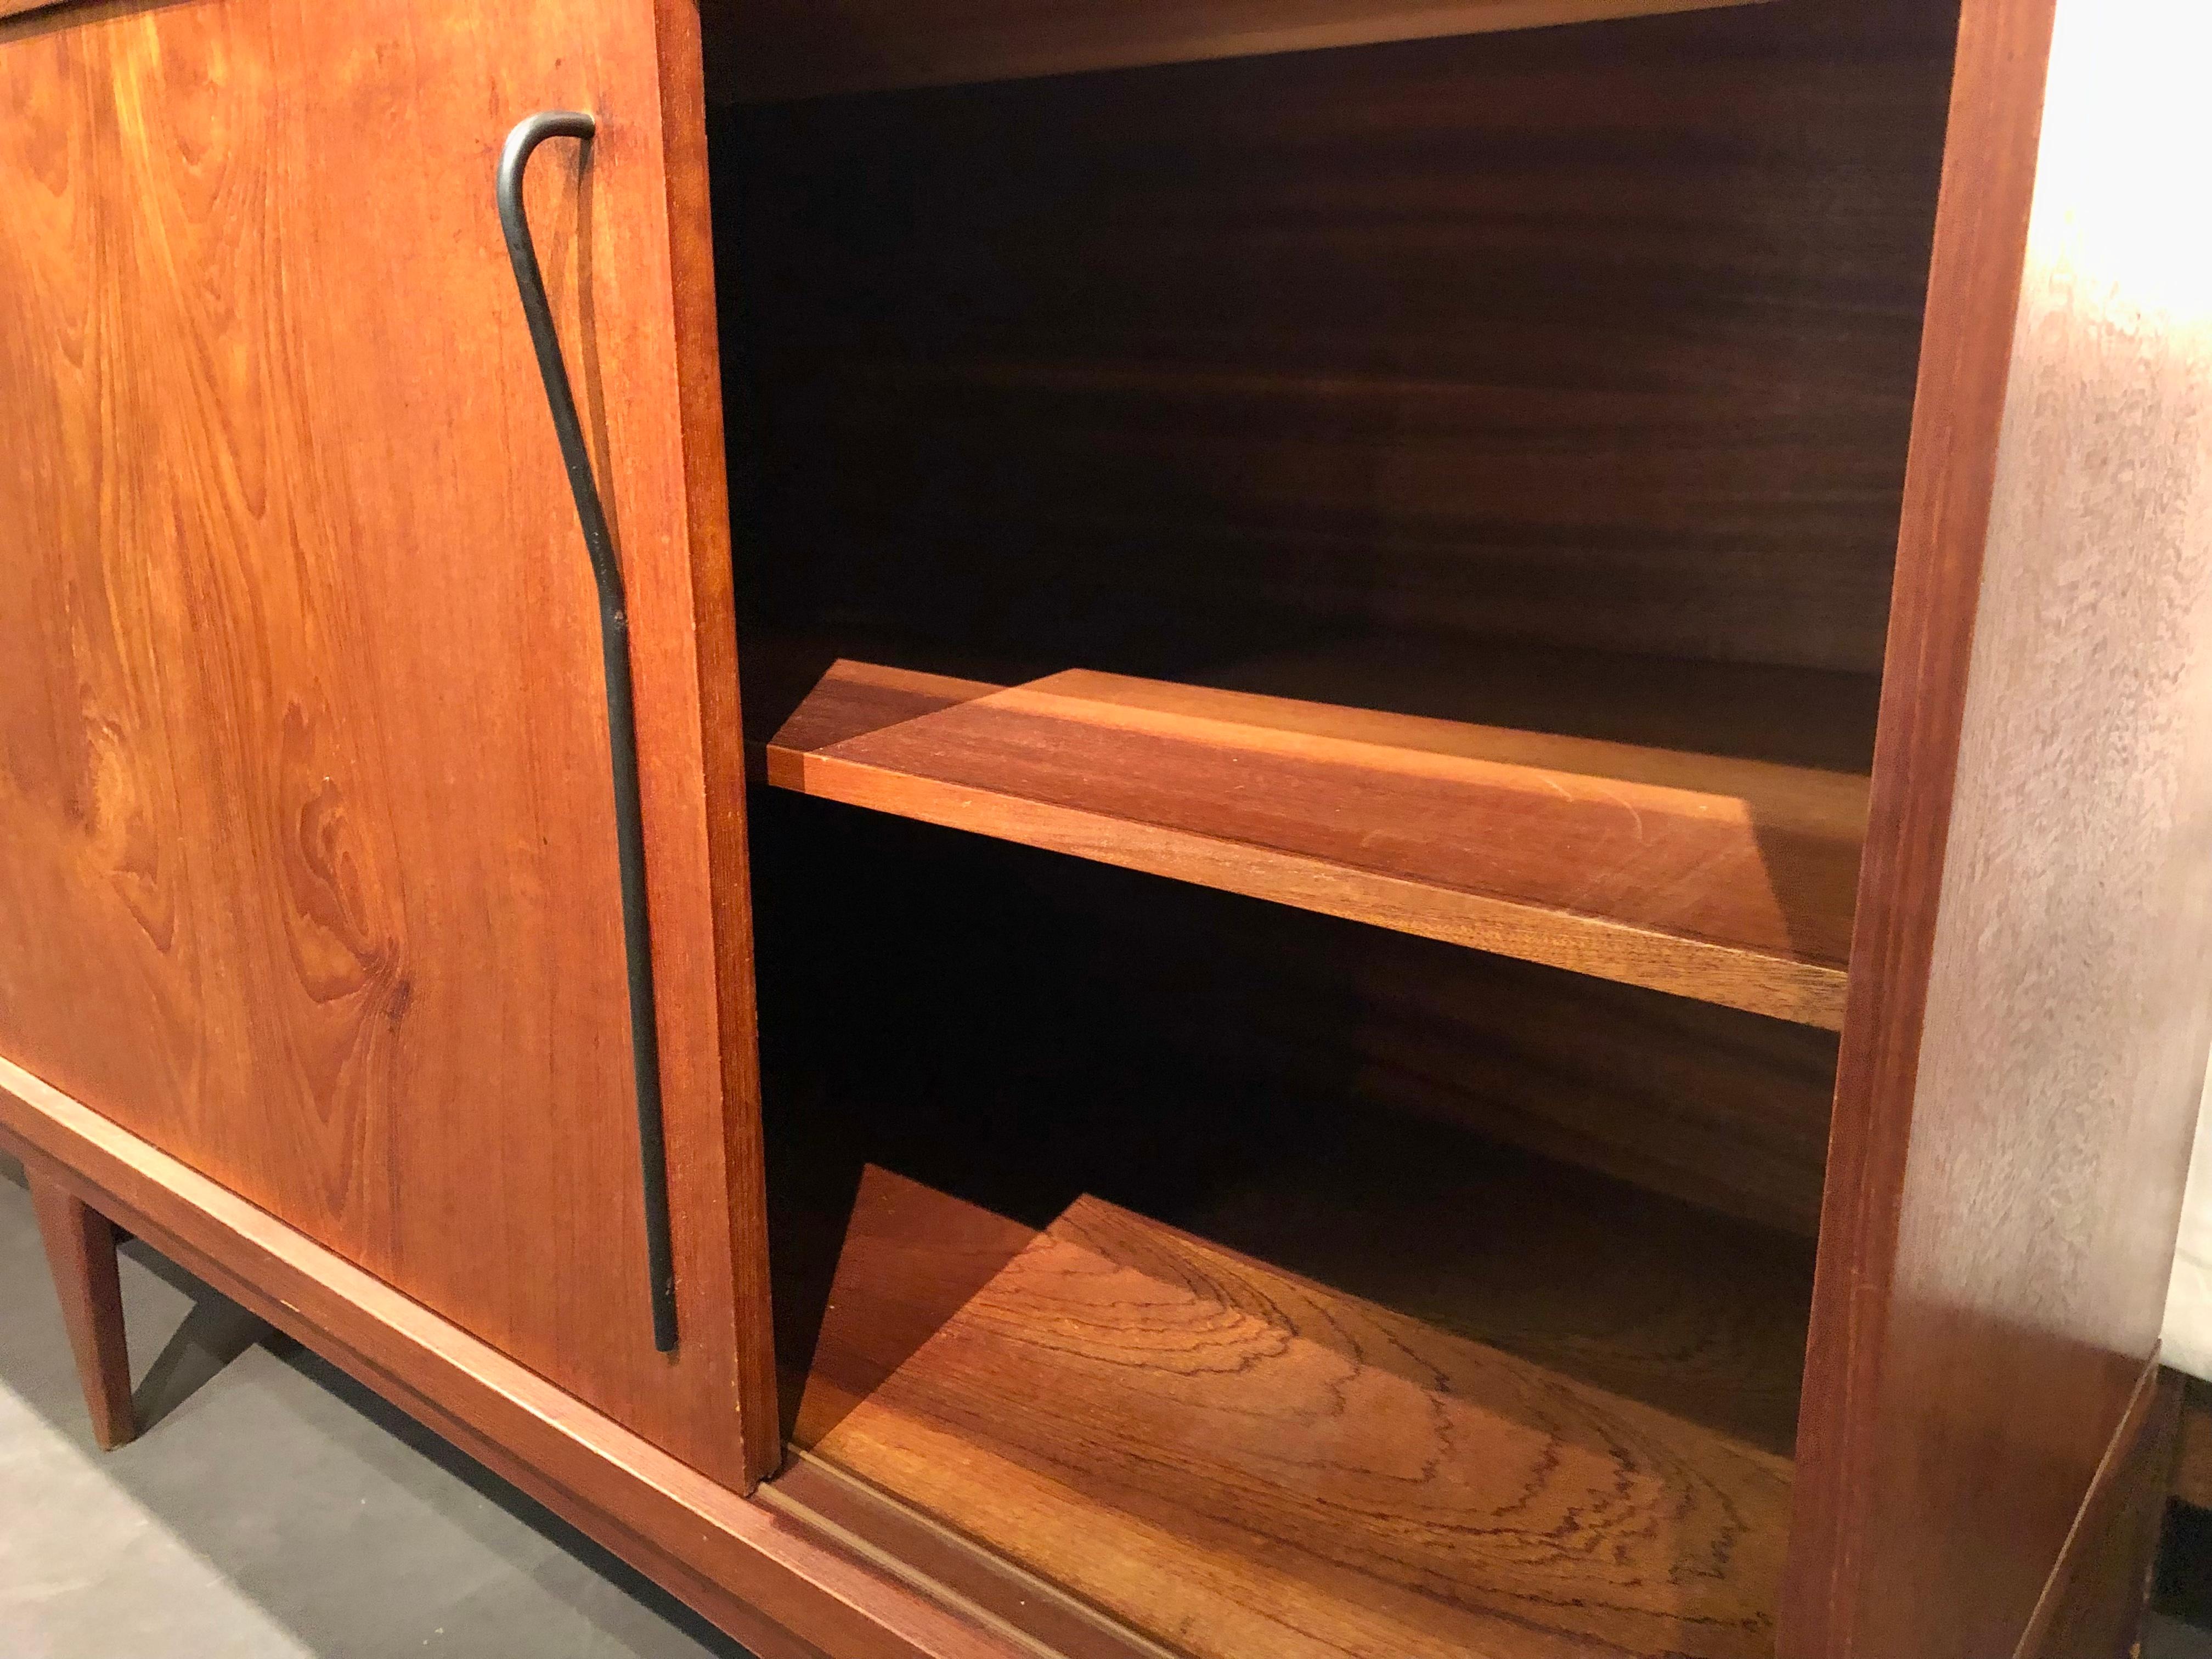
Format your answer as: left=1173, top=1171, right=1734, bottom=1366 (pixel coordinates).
left=719, top=0, right=1957, bottom=691
left=1037, top=857, right=1842, bottom=1238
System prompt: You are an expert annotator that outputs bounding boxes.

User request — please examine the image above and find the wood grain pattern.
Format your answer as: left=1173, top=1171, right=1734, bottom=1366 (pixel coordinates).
left=789, top=1133, right=1816, bottom=1466
left=0, top=1053, right=1026, bottom=1659
left=720, top=0, right=1956, bottom=684
left=710, top=0, right=1764, bottom=101
left=742, top=631, right=1891, bottom=777
left=1175, top=1128, right=1818, bottom=1459
left=766, top=659, right=1864, bottom=1025
left=1785, top=0, right=2212, bottom=1652
left=806, top=1175, right=1793, bottom=1659
left=0, top=0, right=771, bottom=1480
left=25, top=1158, right=136, bottom=1449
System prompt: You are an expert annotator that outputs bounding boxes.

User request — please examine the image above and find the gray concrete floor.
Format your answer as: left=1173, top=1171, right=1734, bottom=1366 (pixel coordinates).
left=0, top=1157, right=752, bottom=1658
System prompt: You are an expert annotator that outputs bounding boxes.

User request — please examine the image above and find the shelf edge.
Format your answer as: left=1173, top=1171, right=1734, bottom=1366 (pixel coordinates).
left=763, top=743, right=1849, bottom=1029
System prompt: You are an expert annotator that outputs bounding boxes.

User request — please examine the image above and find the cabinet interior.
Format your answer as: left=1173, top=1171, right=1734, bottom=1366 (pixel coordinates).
left=699, top=0, right=1959, bottom=1651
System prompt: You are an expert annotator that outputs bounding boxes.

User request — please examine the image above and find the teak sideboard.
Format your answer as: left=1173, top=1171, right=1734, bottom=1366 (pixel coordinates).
left=3, top=0, right=2209, bottom=1654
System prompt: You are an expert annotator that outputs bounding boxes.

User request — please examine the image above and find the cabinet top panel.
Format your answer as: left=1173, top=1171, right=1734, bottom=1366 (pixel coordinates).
left=712, top=0, right=1769, bottom=101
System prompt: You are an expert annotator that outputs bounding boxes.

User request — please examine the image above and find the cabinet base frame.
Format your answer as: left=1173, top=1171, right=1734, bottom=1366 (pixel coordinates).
left=0, top=1046, right=2181, bottom=1659
left=0, top=1052, right=1020, bottom=1659
left=25, top=1163, right=136, bottom=1450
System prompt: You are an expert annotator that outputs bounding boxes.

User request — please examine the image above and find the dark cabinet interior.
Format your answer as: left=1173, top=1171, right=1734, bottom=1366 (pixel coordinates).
left=701, top=2, right=1960, bottom=1652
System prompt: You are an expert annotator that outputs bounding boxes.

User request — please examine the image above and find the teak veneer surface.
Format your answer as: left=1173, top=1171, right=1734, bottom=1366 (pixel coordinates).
left=713, top=0, right=1765, bottom=101
left=0, top=0, right=774, bottom=1477
left=803, top=1175, right=1792, bottom=1659
left=741, top=630, right=1888, bottom=776
left=780, top=1122, right=1814, bottom=1463
left=766, top=661, right=1864, bottom=1026
left=1172, top=1127, right=1815, bottom=1458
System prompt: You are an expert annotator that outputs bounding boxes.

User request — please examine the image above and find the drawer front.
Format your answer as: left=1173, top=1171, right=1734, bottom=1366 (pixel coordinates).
left=0, top=0, right=771, bottom=1483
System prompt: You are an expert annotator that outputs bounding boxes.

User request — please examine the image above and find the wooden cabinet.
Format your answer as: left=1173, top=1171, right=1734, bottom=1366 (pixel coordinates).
left=3, top=0, right=2209, bottom=1655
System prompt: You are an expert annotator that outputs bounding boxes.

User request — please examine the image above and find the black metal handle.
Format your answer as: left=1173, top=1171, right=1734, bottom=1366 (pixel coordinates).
left=498, top=111, right=679, bottom=1353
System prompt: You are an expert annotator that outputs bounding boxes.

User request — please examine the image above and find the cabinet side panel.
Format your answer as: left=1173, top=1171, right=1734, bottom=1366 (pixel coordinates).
left=1789, top=0, right=2212, bottom=1651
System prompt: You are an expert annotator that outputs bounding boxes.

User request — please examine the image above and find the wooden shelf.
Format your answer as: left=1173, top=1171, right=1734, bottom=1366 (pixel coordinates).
left=788, top=1164, right=1795, bottom=1659
left=713, top=0, right=1769, bottom=102
left=762, top=659, right=1865, bottom=1026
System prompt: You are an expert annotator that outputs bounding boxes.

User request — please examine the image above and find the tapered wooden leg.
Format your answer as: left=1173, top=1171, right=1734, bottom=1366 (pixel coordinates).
left=27, top=1169, right=136, bottom=1449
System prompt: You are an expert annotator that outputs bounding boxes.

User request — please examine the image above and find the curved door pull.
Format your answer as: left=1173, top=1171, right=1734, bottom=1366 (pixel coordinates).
left=498, top=111, right=679, bottom=1353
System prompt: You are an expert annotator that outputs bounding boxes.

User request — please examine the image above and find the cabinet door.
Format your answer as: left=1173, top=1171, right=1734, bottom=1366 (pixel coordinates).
left=0, top=0, right=772, bottom=1483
